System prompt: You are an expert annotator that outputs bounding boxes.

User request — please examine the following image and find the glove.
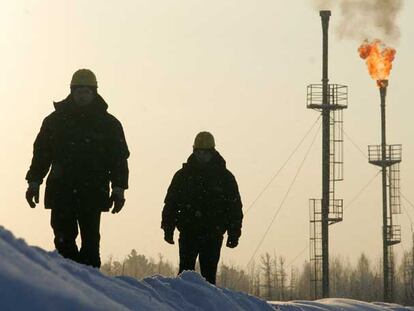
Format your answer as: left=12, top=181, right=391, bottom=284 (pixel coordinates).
left=226, top=235, right=239, bottom=248
left=26, top=182, right=40, bottom=208
left=110, top=187, right=125, bottom=214
left=164, top=230, right=174, bottom=245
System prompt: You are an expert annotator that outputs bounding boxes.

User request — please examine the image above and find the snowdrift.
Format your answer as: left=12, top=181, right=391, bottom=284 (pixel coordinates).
left=0, top=226, right=272, bottom=310
left=0, top=226, right=413, bottom=311
left=270, top=299, right=414, bottom=311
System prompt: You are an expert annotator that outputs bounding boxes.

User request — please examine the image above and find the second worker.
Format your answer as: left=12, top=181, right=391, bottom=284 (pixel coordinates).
left=161, top=131, right=243, bottom=285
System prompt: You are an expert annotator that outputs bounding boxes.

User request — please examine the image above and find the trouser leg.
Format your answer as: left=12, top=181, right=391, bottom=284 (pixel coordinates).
left=199, top=235, right=223, bottom=285
left=178, top=233, right=199, bottom=275
left=78, top=209, right=101, bottom=268
left=50, top=208, right=79, bottom=262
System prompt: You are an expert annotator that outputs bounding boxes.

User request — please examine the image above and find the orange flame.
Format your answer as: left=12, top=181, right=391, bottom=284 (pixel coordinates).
left=358, top=39, right=396, bottom=88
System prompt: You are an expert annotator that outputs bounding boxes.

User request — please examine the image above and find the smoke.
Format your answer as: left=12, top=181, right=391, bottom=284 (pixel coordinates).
left=312, top=0, right=335, bottom=11
left=312, top=0, right=404, bottom=44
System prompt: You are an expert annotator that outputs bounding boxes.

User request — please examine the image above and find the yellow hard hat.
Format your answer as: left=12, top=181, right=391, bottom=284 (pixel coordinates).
left=70, top=69, right=98, bottom=88
left=193, top=131, right=215, bottom=149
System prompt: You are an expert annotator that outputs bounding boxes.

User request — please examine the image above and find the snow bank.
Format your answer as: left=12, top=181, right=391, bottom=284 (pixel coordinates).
left=270, top=298, right=414, bottom=311
left=1, top=226, right=413, bottom=311
left=0, top=226, right=272, bottom=310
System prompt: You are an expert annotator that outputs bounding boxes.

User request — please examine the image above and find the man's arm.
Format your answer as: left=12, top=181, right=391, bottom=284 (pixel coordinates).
left=161, top=171, right=183, bottom=240
left=225, top=172, right=243, bottom=240
left=26, top=117, right=54, bottom=184
left=108, top=118, right=130, bottom=189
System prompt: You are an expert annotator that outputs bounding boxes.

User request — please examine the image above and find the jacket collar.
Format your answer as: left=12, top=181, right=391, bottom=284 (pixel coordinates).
left=53, top=94, right=108, bottom=114
left=184, top=150, right=226, bottom=171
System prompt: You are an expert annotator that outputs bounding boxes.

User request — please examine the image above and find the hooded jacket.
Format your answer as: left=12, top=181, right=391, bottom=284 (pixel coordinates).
left=161, top=151, right=243, bottom=238
left=26, top=94, right=129, bottom=211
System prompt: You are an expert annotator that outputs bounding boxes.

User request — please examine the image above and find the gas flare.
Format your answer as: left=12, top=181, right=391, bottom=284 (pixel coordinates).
left=358, top=39, right=396, bottom=87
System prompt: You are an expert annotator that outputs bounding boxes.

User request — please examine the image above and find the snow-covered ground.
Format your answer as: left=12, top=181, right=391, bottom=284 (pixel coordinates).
left=270, top=299, right=414, bottom=311
left=0, top=226, right=413, bottom=311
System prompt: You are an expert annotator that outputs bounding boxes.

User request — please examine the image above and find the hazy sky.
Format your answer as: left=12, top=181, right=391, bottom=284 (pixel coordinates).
left=1, top=0, right=413, bottom=269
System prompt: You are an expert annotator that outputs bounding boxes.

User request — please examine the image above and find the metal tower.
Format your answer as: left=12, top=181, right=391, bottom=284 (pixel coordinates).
left=307, top=11, right=348, bottom=299
left=368, top=80, right=402, bottom=302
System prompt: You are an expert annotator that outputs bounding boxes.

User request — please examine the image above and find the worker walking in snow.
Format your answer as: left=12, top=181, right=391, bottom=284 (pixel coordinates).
left=25, top=69, right=129, bottom=268
left=161, top=131, right=243, bottom=285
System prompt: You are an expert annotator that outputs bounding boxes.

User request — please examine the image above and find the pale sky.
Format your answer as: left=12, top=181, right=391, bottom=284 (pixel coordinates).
left=1, top=0, right=413, bottom=269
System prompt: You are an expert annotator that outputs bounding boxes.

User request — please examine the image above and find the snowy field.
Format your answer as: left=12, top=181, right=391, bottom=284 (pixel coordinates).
left=270, top=300, right=414, bottom=311
left=0, top=226, right=413, bottom=311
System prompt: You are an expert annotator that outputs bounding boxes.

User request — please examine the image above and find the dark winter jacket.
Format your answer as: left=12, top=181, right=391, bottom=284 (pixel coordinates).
left=161, top=151, right=243, bottom=239
left=26, top=94, right=129, bottom=211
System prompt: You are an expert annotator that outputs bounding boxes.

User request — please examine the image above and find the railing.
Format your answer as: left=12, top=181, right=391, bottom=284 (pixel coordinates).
left=329, top=199, right=343, bottom=224
left=307, top=84, right=348, bottom=109
left=368, top=144, right=402, bottom=164
left=386, top=225, right=401, bottom=245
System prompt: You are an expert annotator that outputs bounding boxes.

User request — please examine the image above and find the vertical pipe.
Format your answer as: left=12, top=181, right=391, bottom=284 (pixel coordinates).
left=380, top=82, right=390, bottom=302
left=320, top=10, right=331, bottom=299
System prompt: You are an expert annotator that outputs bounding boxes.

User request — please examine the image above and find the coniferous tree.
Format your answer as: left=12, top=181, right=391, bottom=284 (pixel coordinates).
left=288, top=266, right=299, bottom=300
left=297, top=261, right=312, bottom=300
left=217, top=263, right=250, bottom=292
left=278, top=257, right=287, bottom=300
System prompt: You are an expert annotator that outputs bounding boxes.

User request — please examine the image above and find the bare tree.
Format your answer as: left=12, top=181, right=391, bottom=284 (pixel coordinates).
left=260, top=253, right=273, bottom=300
left=248, top=261, right=261, bottom=297
left=288, top=266, right=299, bottom=300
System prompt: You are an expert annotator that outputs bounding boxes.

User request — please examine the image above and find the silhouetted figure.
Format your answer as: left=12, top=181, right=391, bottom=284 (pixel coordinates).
left=25, top=69, right=129, bottom=268
left=162, top=132, right=243, bottom=284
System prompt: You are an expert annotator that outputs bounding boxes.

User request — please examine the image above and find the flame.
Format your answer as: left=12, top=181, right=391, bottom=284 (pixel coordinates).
left=358, top=39, right=396, bottom=88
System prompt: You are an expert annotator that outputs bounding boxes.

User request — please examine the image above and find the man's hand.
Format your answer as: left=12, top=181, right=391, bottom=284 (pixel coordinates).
left=164, top=230, right=174, bottom=245
left=26, top=182, right=40, bottom=208
left=110, top=187, right=125, bottom=214
left=226, top=235, right=239, bottom=248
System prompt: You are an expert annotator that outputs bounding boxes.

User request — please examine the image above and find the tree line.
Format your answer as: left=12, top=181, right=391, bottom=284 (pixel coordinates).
left=101, top=234, right=414, bottom=305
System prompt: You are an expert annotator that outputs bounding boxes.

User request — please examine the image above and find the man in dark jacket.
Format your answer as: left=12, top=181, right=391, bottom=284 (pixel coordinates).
left=161, top=132, right=243, bottom=284
left=25, top=69, right=129, bottom=268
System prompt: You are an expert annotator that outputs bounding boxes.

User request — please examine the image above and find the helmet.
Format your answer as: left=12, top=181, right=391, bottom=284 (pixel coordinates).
left=193, top=131, right=215, bottom=149
left=70, top=69, right=98, bottom=88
